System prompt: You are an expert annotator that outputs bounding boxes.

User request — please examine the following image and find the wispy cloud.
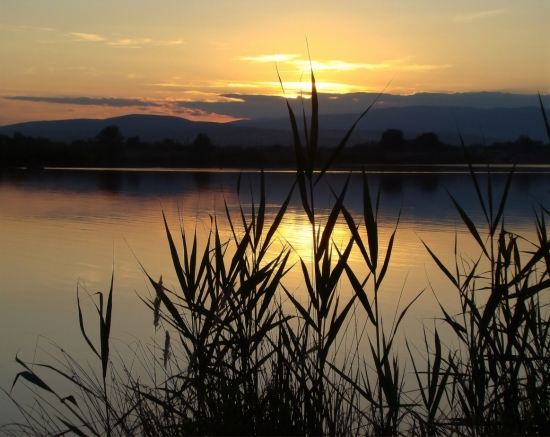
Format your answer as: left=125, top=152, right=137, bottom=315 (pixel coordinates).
left=70, top=32, right=105, bottom=42
left=239, top=54, right=301, bottom=63
left=4, top=25, right=57, bottom=33
left=259, top=81, right=370, bottom=95
left=228, top=83, right=261, bottom=88
left=455, top=8, right=509, bottom=22
left=395, top=63, right=453, bottom=71
left=240, top=54, right=451, bottom=73
left=158, top=39, right=184, bottom=45
left=289, top=60, right=390, bottom=71
left=107, top=38, right=152, bottom=48
left=5, top=96, right=160, bottom=107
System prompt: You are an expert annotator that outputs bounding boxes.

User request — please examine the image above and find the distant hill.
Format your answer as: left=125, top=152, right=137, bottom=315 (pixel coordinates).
left=234, top=106, right=549, bottom=144
left=0, top=106, right=547, bottom=146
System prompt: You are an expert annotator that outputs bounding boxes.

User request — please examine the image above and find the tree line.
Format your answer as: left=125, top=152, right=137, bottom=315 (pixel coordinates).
left=0, top=125, right=548, bottom=169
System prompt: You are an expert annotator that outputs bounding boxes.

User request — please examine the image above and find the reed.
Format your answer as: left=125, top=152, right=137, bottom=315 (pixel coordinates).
left=3, top=65, right=549, bottom=436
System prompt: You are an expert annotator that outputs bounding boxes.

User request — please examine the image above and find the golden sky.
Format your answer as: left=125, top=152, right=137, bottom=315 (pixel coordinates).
left=1, top=0, right=549, bottom=125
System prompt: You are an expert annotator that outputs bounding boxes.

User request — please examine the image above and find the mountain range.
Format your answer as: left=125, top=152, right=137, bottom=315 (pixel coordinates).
left=1, top=97, right=548, bottom=147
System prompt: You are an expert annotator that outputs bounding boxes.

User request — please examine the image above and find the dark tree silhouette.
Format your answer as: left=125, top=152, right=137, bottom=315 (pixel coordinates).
left=192, top=133, right=212, bottom=149
left=96, top=125, right=125, bottom=145
left=416, top=132, right=439, bottom=147
left=380, top=129, right=404, bottom=149
left=96, top=125, right=125, bottom=166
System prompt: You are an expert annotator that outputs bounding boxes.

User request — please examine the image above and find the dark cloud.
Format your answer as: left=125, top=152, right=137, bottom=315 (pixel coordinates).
left=5, top=96, right=161, bottom=107
left=176, top=95, right=287, bottom=119
left=175, top=92, right=550, bottom=120
left=5, top=92, right=549, bottom=122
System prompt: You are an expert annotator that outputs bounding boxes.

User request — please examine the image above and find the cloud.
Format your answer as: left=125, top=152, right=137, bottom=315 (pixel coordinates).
left=107, top=38, right=152, bottom=48
left=5, top=92, right=548, bottom=124
left=240, top=55, right=451, bottom=74
left=158, top=39, right=184, bottom=45
left=239, top=54, right=301, bottom=63
left=5, top=96, right=160, bottom=107
left=395, top=64, right=453, bottom=71
left=228, top=83, right=261, bottom=88
left=4, top=25, right=56, bottom=33
left=259, top=81, right=370, bottom=95
left=456, top=8, right=509, bottom=22
left=70, top=32, right=105, bottom=42
left=289, top=60, right=390, bottom=71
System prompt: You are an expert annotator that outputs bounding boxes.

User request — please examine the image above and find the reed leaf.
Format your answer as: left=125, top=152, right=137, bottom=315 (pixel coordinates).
left=277, top=66, right=312, bottom=221
left=301, top=258, right=319, bottom=311
left=341, top=204, right=373, bottom=271
left=162, top=211, right=189, bottom=302
left=376, top=213, right=400, bottom=289
left=427, top=330, right=442, bottom=408
left=76, top=288, right=100, bottom=359
left=421, top=239, right=459, bottom=288
left=255, top=168, right=266, bottom=247
left=307, top=53, right=318, bottom=177
left=322, top=295, right=357, bottom=362
left=283, top=285, right=318, bottom=331
left=362, top=168, right=378, bottom=271
left=258, top=181, right=296, bottom=264
left=56, top=417, right=88, bottom=437
left=316, top=174, right=350, bottom=262
left=459, top=131, right=489, bottom=226
left=438, top=302, right=467, bottom=342
left=446, top=190, right=490, bottom=259
left=539, top=92, right=550, bottom=143
left=100, top=269, right=114, bottom=380
left=490, top=164, right=515, bottom=236
left=327, top=363, right=378, bottom=406
left=11, top=371, right=55, bottom=396
left=147, top=275, right=192, bottom=339
left=382, top=289, right=424, bottom=363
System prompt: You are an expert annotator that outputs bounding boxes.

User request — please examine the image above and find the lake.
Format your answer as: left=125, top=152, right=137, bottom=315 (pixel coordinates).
left=1, top=166, right=549, bottom=424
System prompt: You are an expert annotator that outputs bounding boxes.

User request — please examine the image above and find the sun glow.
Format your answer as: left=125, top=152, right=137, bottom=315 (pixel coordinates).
left=260, top=81, right=371, bottom=97
left=271, top=209, right=353, bottom=265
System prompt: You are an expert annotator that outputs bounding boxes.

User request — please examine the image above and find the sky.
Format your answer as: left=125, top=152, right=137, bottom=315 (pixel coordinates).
left=1, top=0, right=549, bottom=125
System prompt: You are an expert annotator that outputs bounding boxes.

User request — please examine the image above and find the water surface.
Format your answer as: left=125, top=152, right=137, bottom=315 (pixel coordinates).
left=1, top=167, right=549, bottom=423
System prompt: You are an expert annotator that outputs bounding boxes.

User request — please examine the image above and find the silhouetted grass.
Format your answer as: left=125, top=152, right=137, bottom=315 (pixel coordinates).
left=2, top=67, right=550, bottom=436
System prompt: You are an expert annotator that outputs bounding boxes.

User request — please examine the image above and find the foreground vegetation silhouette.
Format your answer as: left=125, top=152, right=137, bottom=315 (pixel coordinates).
left=2, top=69, right=550, bottom=436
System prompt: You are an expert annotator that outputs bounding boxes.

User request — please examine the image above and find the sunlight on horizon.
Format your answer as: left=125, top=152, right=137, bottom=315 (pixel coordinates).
left=0, top=0, right=548, bottom=124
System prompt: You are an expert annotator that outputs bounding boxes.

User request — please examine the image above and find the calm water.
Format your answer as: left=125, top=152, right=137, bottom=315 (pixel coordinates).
left=1, top=167, right=549, bottom=423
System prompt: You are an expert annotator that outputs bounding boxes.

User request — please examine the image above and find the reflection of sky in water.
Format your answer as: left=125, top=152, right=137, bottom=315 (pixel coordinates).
left=1, top=168, right=549, bottom=422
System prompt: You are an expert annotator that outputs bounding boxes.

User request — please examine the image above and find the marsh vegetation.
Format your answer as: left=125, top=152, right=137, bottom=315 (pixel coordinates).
left=2, top=73, right=550, bottom=436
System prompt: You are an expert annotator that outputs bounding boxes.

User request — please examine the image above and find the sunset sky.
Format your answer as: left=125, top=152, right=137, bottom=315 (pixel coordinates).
left=1, top=0, right=548, bottom=125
